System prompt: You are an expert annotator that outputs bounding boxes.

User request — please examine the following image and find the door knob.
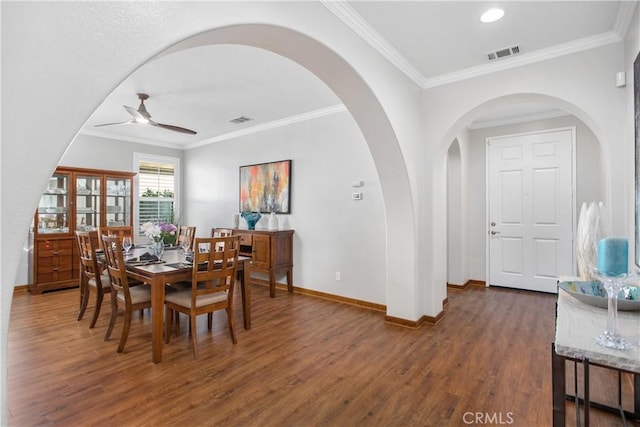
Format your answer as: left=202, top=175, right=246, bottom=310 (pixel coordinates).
left=491, top=230, right=500, bottom=235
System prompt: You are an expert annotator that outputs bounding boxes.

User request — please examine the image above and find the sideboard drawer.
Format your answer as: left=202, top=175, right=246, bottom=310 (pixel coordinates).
left=236, top=232, right=252, bottom=246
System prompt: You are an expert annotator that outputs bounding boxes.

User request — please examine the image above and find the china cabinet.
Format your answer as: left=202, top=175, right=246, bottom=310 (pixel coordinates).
left=29, top=166, right=135, bottom=294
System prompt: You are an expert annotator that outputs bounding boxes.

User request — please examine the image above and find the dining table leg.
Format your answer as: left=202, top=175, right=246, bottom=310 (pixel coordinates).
left=150, top=276, right=166, bottom=363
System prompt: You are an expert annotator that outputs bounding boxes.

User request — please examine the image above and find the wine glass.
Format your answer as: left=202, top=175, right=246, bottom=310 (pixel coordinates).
left=122, top=236, right=132, bottom=258
left=180, top=236, right=191, bottom=261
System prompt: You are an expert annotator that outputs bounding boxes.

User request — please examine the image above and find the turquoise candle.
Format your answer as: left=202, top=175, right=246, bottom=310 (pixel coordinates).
left=597, top=237, right=628, bottom=276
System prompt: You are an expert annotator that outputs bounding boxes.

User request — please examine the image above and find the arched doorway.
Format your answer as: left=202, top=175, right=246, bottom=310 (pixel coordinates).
left=443, top=95, right=607, bottom=293
left=113, top=24, right=420, bottom=320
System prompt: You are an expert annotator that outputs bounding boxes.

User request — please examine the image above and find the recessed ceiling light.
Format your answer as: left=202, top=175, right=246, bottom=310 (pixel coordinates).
left=480, top=8, right=504, bottom=23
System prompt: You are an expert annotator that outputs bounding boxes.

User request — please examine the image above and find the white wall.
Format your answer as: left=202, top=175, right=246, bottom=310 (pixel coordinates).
left=184, top=111, right=387, bottom=304
left=62, top=134, right=184, bottom=173
left=461, top=115, right=604, bottom=281
left=446, top=140, right=463, bottom=285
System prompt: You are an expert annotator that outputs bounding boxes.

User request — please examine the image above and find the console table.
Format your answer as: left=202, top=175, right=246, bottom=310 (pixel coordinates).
left=553, top=288, right=640, bottom=425
left=231, top=229, right=294, bottom=298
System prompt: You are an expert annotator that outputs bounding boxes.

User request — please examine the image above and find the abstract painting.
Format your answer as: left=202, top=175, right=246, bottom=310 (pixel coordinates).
left=239, top=160, right=291, bottom=214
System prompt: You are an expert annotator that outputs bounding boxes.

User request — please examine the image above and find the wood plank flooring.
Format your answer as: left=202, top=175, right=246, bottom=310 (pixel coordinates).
left=8, top=284, right=639, bottom=426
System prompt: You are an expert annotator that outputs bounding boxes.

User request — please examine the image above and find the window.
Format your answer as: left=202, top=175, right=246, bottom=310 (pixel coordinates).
left=133, top=153, right=181, bottom=239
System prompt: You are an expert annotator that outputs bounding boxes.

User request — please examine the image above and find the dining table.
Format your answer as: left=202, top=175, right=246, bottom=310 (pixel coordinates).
left=124, top=245, right=252, bottom=363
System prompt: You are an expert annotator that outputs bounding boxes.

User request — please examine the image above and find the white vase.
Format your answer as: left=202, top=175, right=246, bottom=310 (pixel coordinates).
left=576, top=201, right=608, bottom=280
left=268, top=212, right=278, bottom=230
left=232, top=213, right=239, bottom=229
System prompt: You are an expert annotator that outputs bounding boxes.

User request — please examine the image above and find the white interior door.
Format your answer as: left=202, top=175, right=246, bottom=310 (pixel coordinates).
left=487, top=128, right=575, bottom=293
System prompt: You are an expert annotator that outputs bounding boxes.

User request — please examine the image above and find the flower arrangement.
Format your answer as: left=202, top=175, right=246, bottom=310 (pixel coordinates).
left=140, top=221, right=177, bottom=245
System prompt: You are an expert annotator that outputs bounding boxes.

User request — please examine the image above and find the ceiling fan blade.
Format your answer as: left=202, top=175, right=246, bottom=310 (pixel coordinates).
left=124, top=105, right=146, bottom=121
left=150, top=121, right=197, bottom=135
left=94, top=120, right=133, bottom=128
left=97, top=94, right=196, bottom=135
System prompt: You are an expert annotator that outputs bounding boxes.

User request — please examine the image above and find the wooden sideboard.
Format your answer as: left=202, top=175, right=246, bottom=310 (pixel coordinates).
left=231, top=229, right=294, bottom=297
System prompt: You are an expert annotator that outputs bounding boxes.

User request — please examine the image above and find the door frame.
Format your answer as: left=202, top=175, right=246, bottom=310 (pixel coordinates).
left=484, top=126, right=577, bottom=289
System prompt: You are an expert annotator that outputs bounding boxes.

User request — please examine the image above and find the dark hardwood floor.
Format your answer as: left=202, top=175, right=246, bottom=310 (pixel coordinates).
left=8, top=283, right=639, bottom=426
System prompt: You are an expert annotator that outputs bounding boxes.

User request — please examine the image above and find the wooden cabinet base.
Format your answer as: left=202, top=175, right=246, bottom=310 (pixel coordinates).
left=28, top=280, right=78, bottom=295
left=231, top=229, right=294, bottom=298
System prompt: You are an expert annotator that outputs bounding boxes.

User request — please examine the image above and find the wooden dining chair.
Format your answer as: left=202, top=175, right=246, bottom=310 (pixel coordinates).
left=211, top=227, right=233, bottom=237
left=97, top=225, right=133, bottom=250
left=101, top=234, right=152, bottom=353
left=211, top=228, right=234, bottom=252
left=164, top=236, right=240, bottom=358
left=76, top=230, right=111, bottom=328
left=177, top=225, right=196, bottom=249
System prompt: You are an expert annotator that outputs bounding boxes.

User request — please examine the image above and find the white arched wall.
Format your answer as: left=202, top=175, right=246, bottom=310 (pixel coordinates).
left=446, top=139, right=466, bottom=287
left=155, top=25, right=422, bottom=321
left=432, top=92, right=620, bottom=300
left=2, top=2, right=426, bottom=423
left=422, top=41, right=626, bottom=309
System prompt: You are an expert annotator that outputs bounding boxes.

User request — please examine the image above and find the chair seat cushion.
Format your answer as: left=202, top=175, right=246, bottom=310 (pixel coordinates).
left=88, top=272, right=111, bottom=290
left=165, top=288, right=228, bottom=308
left=116, top=286, right=152, bottom=305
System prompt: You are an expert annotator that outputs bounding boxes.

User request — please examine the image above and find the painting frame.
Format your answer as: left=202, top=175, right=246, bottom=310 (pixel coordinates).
left=239, top=159, right=292, bottom=214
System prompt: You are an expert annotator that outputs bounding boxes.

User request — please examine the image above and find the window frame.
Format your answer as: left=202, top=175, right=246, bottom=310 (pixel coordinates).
left=133, top=153, right=181, bottom=242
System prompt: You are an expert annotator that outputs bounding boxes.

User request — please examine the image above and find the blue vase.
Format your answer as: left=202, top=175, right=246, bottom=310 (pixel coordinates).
left=241, top=211, right=261, bottom=230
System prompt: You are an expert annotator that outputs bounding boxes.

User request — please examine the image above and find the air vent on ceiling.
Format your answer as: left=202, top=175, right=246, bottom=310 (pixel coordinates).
left=229, top=116, right=253, bottom=124
left=486, top=44, right=521, bottom=61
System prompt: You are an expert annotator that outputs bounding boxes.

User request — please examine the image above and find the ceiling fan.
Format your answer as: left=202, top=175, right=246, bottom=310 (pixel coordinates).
left=94, top=93, right=197, bottom=135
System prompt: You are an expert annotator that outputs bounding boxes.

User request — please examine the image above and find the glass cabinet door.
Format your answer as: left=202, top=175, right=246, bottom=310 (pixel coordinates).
left=75, top=174, right=101, bottom=231
left=106, top=176, right=131, bottom=227
left=37, top=173, right=70, bottom=234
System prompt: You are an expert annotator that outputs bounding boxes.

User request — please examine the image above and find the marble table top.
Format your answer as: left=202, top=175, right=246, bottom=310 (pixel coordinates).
left=555, top=288, right=640, bottom=373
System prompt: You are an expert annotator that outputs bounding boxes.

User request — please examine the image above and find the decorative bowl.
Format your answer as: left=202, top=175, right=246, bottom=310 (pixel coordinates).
left=241, top=211, right=261, bottom=230
left=558, top=280, right=640, bottom=311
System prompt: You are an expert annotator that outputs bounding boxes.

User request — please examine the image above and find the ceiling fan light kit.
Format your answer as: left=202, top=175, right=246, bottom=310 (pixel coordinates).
left=95, top=93, right=197, bottom=135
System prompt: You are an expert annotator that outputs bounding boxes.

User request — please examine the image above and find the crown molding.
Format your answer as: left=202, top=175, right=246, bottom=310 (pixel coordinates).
left=184, top=104, right=347, bottom=150
left=322, top=0, right=628, bottom=90
left=319, top=0, right=424, bottom=87
left=82, top=104, right=347, bottom=150
left=79, top=129, right=184, bottom=150
left=422, top=31, right=623, bottom=89
left=613, top=0, right=638, bottom=37
left=467, top=110, right=570, bottom=130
